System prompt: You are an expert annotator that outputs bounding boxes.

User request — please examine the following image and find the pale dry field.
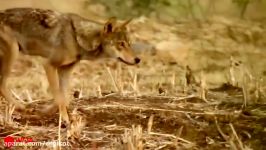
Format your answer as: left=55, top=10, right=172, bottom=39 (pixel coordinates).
left=0, top=1, right=266, bottom=150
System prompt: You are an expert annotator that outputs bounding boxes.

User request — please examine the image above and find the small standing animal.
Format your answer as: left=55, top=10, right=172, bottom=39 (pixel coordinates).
left=0, top=7, right=141, bottom=124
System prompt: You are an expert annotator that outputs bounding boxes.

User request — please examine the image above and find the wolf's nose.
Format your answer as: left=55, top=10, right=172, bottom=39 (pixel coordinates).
left=134, top=57, right=141, bottom=64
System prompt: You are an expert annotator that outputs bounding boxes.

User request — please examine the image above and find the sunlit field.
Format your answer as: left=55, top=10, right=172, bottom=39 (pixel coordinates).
left=0, top=0, right=266, bottom=149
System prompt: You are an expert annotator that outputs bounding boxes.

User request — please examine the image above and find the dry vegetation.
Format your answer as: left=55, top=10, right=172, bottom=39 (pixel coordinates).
left=0, top=0, right=266, bottom=150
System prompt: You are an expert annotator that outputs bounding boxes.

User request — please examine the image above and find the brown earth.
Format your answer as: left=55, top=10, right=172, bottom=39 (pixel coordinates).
left=0, top=91, right=266, bottom=149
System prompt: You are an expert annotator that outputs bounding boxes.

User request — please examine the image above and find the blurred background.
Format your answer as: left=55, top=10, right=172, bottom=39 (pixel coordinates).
left=0, top=0, right=265, bottom=95
left=1, top=0, right=266, bottom=21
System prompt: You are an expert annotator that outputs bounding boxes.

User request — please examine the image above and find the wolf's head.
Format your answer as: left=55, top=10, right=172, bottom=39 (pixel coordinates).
left=74, top=16, right=140, bottom=65
left=98, top=17, right=140, bottom=65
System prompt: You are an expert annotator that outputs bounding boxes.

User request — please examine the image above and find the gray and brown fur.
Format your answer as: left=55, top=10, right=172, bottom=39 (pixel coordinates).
left=0, top=7, right=140, bottom=124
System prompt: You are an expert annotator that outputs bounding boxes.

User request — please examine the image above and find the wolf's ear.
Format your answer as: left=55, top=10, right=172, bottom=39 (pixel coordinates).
left=103, top=17, right=117, bottom=34
left=120, top=18, right=133, bottom=29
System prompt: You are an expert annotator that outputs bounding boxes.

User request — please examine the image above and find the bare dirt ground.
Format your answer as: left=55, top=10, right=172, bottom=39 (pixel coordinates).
left=1, top=90, right=266, bottom=149
left=0, top=16, right=266, bottom=150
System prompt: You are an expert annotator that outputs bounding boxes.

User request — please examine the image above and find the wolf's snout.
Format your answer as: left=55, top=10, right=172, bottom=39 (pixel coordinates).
left=134, top=57, right=141, bottom=64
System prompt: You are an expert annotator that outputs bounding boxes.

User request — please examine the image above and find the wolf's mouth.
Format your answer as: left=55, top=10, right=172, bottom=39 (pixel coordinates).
left=118, top=57, right=135, bottom=65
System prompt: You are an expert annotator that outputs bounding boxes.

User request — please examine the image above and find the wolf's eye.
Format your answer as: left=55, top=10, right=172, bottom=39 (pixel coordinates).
left=118, top=41, right=125, bottom=47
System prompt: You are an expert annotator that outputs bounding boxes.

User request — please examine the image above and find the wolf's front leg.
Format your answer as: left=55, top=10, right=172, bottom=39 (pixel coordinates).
left=58, top=63, right=76, bottom=108
left=43, top=63, right=70, bottom=124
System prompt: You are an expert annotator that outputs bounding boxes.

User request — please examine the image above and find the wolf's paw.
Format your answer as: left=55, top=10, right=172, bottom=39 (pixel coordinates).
left=13, top=101, right=26, bottom=112
left=38, top=103, right=58, bottom=116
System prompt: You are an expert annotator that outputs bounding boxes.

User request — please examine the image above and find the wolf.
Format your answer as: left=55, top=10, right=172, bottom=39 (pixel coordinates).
left=0, top=7, right=140, bottom=124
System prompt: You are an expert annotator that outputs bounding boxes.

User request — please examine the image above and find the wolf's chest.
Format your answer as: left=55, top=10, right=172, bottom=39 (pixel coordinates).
left=49, top=48, right=81, bottom=67
left=60, top=54, right=80, bottom=66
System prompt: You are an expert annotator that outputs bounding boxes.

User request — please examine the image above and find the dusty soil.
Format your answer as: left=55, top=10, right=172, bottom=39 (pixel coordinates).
left=1, top=90, right=266, bottom=149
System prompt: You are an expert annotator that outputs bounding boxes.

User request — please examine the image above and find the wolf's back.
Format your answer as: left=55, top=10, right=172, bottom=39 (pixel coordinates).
left=0, top=8, right=66, bottom=34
